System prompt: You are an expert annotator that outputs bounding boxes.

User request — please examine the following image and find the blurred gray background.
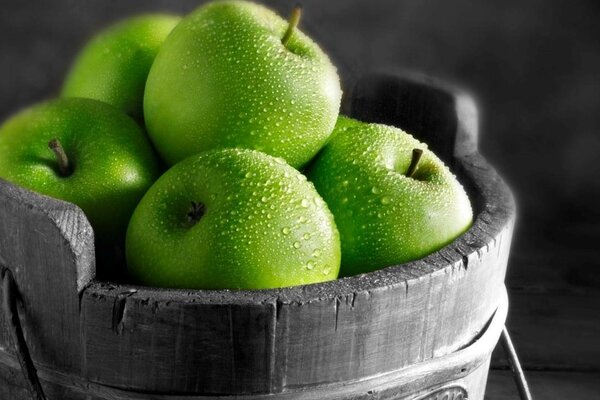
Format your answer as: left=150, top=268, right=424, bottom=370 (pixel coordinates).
left=1, top=1, right=598, bottom=398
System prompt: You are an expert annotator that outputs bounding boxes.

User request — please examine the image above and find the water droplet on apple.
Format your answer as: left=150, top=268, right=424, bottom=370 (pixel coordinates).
left=293, top=241, right=301, bottom=249
left=282, top=227, right=291, bottom=235
left=306, top=261, right=315, bottom=270
left=381, top=196, right=392, bottom=205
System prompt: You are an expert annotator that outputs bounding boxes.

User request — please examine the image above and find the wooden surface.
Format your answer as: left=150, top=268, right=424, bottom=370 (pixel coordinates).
left=0, top=179, right=94, bottom=377
left=0, top=290, right=507, bottom=399
left=0, top=71, right=515, bottom=398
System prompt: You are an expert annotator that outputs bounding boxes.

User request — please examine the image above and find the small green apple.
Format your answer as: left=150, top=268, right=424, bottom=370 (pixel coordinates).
left=62, top=14, right=181, bottom=120
left=0, top=98, right=160, bottom=241
left=126, top=148, right=341, bottom=290
left=307, top=116, right=473, bottom=276
left=144, top=1, right=342, bottom=168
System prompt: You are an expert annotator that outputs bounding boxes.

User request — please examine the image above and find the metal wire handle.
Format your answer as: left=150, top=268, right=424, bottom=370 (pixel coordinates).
left=501, top=326, right=533, bottom=400
left=2, top=268, right=47, bottom=400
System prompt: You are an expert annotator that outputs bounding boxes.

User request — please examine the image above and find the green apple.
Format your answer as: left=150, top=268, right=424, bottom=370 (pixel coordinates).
left=0, top=98, right=160, bottom=241
left=126, top=148, right=341, bottom=290
left=62, top=14, right=181, bottom=120
left=307, top=116, right=473, bottom=276
left=144, top=1, right=342, bottom=168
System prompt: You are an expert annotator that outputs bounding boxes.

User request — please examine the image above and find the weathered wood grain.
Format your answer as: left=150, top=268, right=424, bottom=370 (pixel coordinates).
left=0, top=71, right=516, bottom=398
left=81, top=286, right=278, bottom=393
left=0, top=288, right=508, bottom=399
left=0, top=179, right=95, bottom=377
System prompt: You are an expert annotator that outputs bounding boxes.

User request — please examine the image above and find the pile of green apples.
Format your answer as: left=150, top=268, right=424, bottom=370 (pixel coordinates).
left=0, top=1, right=472, bottom=290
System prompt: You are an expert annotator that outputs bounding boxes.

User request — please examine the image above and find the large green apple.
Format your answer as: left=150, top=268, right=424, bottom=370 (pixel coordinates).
left=307, top=116, right=473, bottom=276
left=144, top=1, right=342, bottom=168
left=0, top=98, right=160, bottom=241
left=126, top=148, right=341, bottom=290
left=62, top=14, right=181, bottom=120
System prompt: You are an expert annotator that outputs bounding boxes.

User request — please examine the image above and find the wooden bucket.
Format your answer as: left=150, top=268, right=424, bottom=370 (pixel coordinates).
left=0, top=71, right=515, bottom=400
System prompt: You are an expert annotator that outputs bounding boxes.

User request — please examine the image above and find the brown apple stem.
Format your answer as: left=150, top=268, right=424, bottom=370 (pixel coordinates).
left=282, top=5, right=302, bottom=46
left=187, top=201, right=206, bottom=225
left=406, top=148, right=423, bottom=178
left=48, top=139, right=71, bottom=177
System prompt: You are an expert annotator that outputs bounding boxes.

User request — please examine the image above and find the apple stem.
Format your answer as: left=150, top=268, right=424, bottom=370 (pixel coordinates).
left=48, top=139, right=71, bottom=177
left=187, top=201, right=206, bottom=225
left=282, top=5, right=302, bottom=47
left=406, top=148, right=423, bottom=178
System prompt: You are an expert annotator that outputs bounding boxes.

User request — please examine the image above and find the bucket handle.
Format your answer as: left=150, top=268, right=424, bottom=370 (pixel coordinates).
left=2, top=267, right=47, bottom=400
left=501, top=326, right=533, bottom=400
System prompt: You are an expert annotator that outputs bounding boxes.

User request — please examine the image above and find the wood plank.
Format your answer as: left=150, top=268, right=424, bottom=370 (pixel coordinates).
left=81, top=285, right=277, bottom=394
left=485, top=370, right=600, bottom=400
left=0, top=179, right=94, bottom=375
left=276, top=231, right=511, bottom=390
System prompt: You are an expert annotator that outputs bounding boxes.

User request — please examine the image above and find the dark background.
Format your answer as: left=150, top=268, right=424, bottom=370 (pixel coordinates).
left=1, top=1, right=599, bottom=398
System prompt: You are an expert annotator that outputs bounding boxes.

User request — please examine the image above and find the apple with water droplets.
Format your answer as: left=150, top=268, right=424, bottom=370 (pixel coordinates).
left=0, top=98, right=160, bottom=242
left=126, top=148, right=341, bottom=289
left=62, top=14, right=181, bottom=121
left=307, top=116, right=473, bottom=277
left=143, top=0, right=342, bottom=168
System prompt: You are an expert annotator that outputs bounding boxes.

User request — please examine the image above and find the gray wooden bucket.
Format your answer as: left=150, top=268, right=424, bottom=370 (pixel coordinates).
left=0, top=71, right=515, bottom=399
